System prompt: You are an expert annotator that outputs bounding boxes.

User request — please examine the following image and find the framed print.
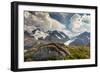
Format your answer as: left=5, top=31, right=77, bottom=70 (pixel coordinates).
left=11, top=1, right=98, bottom=71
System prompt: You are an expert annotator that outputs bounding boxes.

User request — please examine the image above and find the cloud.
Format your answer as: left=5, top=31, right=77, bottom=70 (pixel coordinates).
left=81, top=14, right=91, bottom=24
left=24, top=11, right=66, bottom=32
left=70, top=14, right=91, bottom=33
left=24, top=11, right=91, bottom=38
left=70, top=14, right=82, bottom=32
left=81, top=14, right=91, bottom=32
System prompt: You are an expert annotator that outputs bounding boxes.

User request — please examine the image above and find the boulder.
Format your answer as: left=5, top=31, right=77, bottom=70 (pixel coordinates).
left=32, top=43, right=70, bottom=61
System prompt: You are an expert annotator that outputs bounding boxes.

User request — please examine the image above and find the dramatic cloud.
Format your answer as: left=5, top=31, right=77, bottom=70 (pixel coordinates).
left=70, top=14, right=91, bottom=33
left=81, top=14, right=91, bottom=24
left=24, top=11, right=91, bottom=38
left=81, top=14, right=91, bottom=32
left=70, top=14, right=81, bottom=32
left=24, top=11, right=66, bottom=33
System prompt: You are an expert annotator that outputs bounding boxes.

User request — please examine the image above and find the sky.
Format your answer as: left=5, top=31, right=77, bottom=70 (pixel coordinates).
left=49, top=12, right=91, bottom=37
left=50, top=12, right=91, bottom=32
left=24, top=11, right=91, bottom=38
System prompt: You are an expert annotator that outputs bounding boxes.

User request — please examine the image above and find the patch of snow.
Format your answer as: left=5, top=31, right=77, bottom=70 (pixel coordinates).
left=33, top=30, right=48, bottom=40
left=55, top=34, right=61, bottom=39
left=64, top=39, right=75, bottom=46
left=60, top=33, right=66, bottom=38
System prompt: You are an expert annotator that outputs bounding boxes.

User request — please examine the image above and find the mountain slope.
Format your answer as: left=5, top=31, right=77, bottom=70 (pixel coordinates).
left=64, top=32, right=90, bottom=46
left=45, top=30, right=70, bottom=43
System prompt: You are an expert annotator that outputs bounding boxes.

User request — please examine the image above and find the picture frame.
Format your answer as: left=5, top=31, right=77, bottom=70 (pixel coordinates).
left=11, top=1, right=98, bottom=72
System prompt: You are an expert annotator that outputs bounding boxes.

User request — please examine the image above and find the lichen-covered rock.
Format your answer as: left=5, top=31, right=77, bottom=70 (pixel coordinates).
left=32, top=43, right=70, bottom=61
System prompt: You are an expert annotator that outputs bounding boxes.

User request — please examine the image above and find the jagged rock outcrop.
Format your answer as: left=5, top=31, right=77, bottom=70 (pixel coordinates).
left=32, top=43, right=70, bottom=61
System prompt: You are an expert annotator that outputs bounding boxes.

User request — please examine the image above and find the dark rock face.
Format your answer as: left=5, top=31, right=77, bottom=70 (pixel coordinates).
left=32, top=43, right=70, bottom=61
left=24, top=37, right=34, bottom=49
left=32, top=47, right=63, bottom=61
left=45, top=30, right=69, bottom=43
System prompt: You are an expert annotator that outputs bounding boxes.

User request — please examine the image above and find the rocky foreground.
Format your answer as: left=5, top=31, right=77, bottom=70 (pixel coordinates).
left=24, top=43, right=70, bottom=61
left=24, top=43, right=90, bottom=61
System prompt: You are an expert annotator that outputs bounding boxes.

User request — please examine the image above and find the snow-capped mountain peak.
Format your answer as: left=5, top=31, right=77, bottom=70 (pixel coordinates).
left=48, top=30, right=69, bottom=39
left=32, top=29, right=49, bottom=40
left=45, top=30, right=70, bottom=43
left=64, top=31, right=90, bottom=46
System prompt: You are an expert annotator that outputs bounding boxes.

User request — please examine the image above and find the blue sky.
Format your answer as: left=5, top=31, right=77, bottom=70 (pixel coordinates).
left=49, top=12, right=91, bottom=33
left=25, top=11, right=91, bottom=38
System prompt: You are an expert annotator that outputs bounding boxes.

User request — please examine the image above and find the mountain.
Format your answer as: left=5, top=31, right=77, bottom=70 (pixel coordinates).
left=24, top=28, right=49, bottom=49
left=64, top=32, right=90, bottom=46
left=32, top=29, right=49, bottom=40
left=45, top=30, right=69, bottom=43
left=77, top=31, right=90, bottom=38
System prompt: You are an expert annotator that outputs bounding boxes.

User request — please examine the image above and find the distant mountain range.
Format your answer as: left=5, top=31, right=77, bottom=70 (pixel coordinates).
left=25, top=27, right=90, bottom=46
left=64, top=32, right=90, bottom=46
left=45, top=30, right=69, bottom=43
left=24, top=11, right=90, bottom=47
left=24, top=28, right=70, bottom=49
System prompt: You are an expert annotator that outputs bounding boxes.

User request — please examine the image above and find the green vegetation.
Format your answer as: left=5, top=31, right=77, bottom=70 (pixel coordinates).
left=24, top=48, right=37, bottom=61
left=24, top=43, right=90, bottom=62
left=64, top=45, right=90, bottom=60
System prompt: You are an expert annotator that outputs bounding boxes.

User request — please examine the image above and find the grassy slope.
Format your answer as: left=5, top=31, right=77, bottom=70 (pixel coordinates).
left=64, top=45, right=90, bottom=60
